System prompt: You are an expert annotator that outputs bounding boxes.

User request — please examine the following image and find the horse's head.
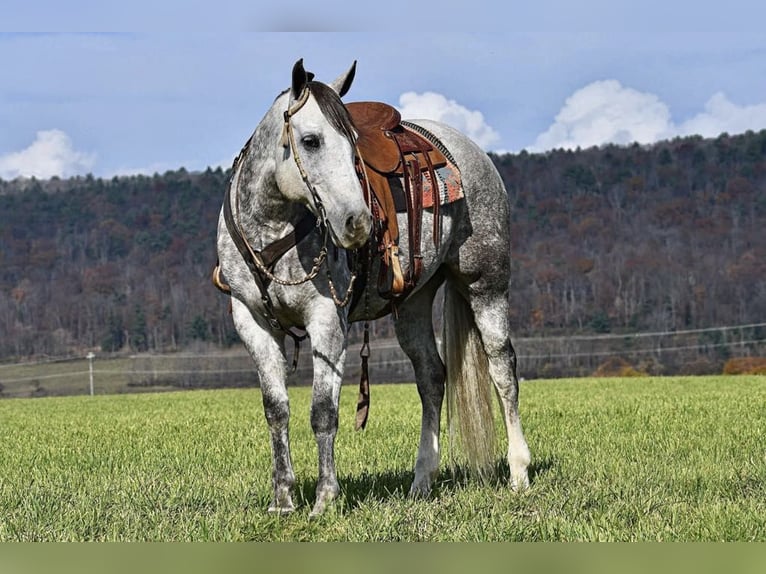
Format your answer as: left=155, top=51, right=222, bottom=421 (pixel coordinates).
left=274, top=59, right=371, bottom=250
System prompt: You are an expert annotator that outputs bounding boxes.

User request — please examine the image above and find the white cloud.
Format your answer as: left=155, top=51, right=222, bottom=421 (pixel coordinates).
left=397, top=91, right=501, bottom=150
left=0, top=129, right=95, bottom=180
left=529, top=80, right=672, bottom=152
left=529, top=81, right=766, bottom=152
left=677, top=92, right=766, bottom=138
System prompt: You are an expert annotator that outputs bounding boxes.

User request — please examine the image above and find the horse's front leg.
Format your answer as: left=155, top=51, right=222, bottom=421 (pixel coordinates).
left=305, top=305, right=348, bottom=516
left=231, top=299, right=296, bottom=513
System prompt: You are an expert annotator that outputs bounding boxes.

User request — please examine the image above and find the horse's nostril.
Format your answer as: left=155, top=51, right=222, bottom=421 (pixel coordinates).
left=346, top=213, right=370, bottom=233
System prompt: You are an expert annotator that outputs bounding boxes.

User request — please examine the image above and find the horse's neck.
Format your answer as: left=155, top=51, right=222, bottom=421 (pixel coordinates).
left=234, top=124, right=303, bottom=250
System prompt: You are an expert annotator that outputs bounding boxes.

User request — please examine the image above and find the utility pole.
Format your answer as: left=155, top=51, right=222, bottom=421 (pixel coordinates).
left=87, top=352, right=95, bottom=396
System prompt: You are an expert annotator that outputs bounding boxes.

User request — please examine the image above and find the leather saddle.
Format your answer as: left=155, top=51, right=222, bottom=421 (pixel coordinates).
left=347, top=101, right=448, bottom=300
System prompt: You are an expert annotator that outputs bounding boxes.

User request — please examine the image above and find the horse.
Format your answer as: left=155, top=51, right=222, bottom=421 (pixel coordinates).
left=215, top=59, right=530, bottom=516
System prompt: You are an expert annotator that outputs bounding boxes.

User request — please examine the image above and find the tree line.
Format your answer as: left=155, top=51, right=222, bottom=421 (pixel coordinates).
left=1, top=130, right=764, bottom=373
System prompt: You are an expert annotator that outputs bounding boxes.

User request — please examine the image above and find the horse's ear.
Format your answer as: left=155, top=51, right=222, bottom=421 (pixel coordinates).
left=329, top=60, right=357, bottom=98
left=291, top=58, right=309, bottom=99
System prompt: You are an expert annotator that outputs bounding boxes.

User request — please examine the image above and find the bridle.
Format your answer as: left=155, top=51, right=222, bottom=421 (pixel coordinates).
left=275, top=85, right=360, bottom=306
left=219, top=86, right=376, bottom=428
left=224, top=86, right=363, bottom=355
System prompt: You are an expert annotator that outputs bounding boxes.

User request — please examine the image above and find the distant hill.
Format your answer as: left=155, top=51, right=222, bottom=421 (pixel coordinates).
left=493, top=130, right=766, bottom=336
left=1, top=130, right=765, bottom=370
left=0, top=167, right=231, bottom=358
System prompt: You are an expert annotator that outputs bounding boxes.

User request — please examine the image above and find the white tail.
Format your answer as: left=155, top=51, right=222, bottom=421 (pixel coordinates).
left=442, top=281, right=499, bottom=480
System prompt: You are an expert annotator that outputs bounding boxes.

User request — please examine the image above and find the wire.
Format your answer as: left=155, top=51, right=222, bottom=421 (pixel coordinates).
left=515, top=322, right=766, bottom=343
left=518, top=338, right=766, bottom=360
left=0, top=371, right=89, bottom=384
left=2, top=322, right=764, bottom=387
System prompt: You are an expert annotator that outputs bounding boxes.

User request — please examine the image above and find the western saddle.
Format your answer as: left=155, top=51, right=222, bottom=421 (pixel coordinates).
left=347, top=101, right=448, bottom=301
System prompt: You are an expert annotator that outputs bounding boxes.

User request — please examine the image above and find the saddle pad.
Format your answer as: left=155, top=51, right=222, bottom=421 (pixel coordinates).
left=390, top=159, right=464, bottom=212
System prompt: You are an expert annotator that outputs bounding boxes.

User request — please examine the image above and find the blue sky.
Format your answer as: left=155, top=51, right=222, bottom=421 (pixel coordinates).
left=2, top=1, right=766, bottom=179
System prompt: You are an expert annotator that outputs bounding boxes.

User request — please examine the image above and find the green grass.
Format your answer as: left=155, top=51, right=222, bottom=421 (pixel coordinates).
left=0, top=376, right=764, bottom=541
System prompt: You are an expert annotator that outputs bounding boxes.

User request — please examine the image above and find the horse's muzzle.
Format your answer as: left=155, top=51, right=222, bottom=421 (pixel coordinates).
left=339, top=211, right=372, bottom=250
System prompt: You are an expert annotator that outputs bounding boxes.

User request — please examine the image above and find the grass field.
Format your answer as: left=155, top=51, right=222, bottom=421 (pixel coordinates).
left=0, top=375, right=764, bottom=541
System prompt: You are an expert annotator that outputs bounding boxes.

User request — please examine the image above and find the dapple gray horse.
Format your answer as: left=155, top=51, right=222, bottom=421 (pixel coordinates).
left=216, top=59, right=530, bottom=516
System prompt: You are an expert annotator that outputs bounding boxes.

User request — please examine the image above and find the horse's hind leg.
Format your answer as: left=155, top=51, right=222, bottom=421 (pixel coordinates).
left=393, top=274, right=446, bottom=497
left=467, top=285, right=531, bottom=490
left=231, top=299, right=296, bottom=512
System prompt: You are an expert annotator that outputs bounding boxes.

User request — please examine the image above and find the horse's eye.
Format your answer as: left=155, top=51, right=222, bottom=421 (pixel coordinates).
left=301, top=134, right=321, bottom=150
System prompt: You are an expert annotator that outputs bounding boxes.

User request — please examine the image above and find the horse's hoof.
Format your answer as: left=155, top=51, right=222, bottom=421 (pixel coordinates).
left=509, top=468, right=530, bottom=492
left=267, top=494, right=295, bottom=514
left=269, top=505, right=295, bottom=516
left=309, top=497, right=335, bottom=517
left=308, top=504, right=326, bottom=518
left=408, top=479, right=432, bottom=499
left=309, top=483, right=340, bottom=517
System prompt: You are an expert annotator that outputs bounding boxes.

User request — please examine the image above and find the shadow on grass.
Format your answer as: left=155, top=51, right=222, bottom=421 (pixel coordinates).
left=433, top=455, right=553, bottom=492
left=293, top=468, right=413, bottom=513
left=294, top=455, right=554, bottom=513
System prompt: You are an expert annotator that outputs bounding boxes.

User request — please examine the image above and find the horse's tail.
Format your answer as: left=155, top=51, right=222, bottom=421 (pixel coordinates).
left=442, top=280, right=499, bottom=480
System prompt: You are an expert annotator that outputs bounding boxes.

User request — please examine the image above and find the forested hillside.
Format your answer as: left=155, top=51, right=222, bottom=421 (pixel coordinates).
left=0, top=167, right=232, bottom=358
left=1, top=130, right=765, bottom=364
left=495, top=130, right=766, bottom=336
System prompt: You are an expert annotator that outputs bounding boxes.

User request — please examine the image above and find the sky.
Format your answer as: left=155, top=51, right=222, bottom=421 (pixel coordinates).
left=2, top=1, right=766, bottom=179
